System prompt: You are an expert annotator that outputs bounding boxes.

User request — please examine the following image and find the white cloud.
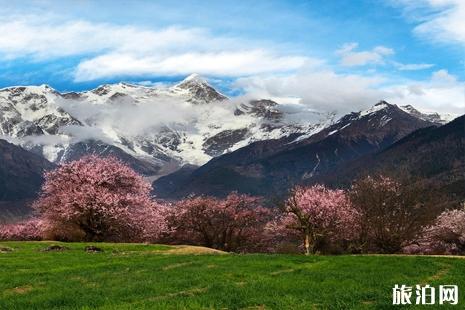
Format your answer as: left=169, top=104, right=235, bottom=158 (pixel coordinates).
left=0, top=12, right=461, bottom=117
left=0, top=16, right=212, bottom=59
left=385, top=69, right=465, bottom=115
left=234, top=70, right=388, bottom=114
left=336, top=42, right=394, bottom=66
left=394, top=0, right=465, bottom=46
left=416, top=0, right=465, bottom=46
left=337, top=42, right=434, bottom=72
left=393, top=62, right=435, bottom=71
left=59, top=96, right=199, bottom=137
left=58, top=125, right=114, bottom=145
left=0, top=15, right=317, bottom=81
left=234, top=69, right=464, bottom=116
left=431, top=68, right=457, bottom=83
left=74, top=51, right=311, bottom=81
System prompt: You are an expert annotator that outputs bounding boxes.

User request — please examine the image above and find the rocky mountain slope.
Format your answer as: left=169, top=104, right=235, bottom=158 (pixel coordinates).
left=0, top=139, right=54, bottom=201
left=398, top=104, right=454, bottom=125
left=314, top=114, right=465, bottom=204
left=153, top=101, right=442, bottom=198
left=0, top=139, right=54, bottom=221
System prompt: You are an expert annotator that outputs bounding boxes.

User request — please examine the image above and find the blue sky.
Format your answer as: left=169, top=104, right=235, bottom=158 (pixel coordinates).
left=0, top=0, right=463, bottom=113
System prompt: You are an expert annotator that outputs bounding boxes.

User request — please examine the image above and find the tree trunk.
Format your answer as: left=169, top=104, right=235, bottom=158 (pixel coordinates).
left=304, top=232, right=310, bottom=255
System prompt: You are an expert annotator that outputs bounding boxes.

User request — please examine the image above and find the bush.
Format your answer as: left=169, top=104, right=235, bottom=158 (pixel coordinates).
left=0, top=218, right=43, bottom=241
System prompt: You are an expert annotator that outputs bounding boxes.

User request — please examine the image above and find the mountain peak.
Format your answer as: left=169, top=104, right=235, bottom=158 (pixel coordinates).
left=399, top=104, right=451, bottom=125
left=401, top=104, right=415, bottom=110
left=183, top=73, right=206, bottom=83
left=39, top=84, right=52, bottom=90
left=173, top=74, right=228, bottom=104
left=0, top=84, right=57, bottom=94
left=175, top=74, right=208, bottom=88
left=359, top=100, right=396, bottom=118
left=375, top=100, right=392, bottom=107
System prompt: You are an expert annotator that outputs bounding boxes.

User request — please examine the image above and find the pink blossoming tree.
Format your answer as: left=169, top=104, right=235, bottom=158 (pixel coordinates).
left=275, top=185, right=360, bottom=255
left=404, top=205, right=465, bottom=255
left=349, top=175, right=432, bottom=253
left=0, top=218, right=43, bottom=241
left=167, top=193, right=271, bottom=252
left=33, top=155, right=166, bottom=242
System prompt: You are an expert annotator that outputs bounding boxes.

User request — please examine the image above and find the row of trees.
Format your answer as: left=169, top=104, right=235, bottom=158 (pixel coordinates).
left=1, top=156, right=463, bottom=255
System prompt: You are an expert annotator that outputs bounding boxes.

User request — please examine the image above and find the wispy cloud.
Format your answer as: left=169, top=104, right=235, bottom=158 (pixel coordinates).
left=234, top=70, right=388, bottom=114
left=234, top=68, right=464, bottom=115
left=74, top=51, right=312, bottom=81
left=336, top=42, right=394, bottom=67
left=336, top=42, right=435, bottom=72
left=392, top=62, right=435, bottom=71
left=386, top=69, right=465, bottom=114
left=0, top=15, right=318, bottom=81
left=393, top=0, right=465, bottom=47
left=0, top=15, right=217, bottom=59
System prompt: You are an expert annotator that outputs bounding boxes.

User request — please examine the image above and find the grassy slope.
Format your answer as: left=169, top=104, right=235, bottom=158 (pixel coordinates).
left=1, top=242, right=465, bottom=309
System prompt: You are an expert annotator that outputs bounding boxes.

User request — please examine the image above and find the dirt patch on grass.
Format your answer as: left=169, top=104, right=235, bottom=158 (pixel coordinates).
left=0, top=246, right=13, bottom=253
left=148, top=287, right=208, bottom=301
left=85, top=245, right=103, bottom=253
left=162, top=262, right=193, bottom=270
left=270, top=269, right=295, bottom=276
left=162, top=245, right=228, bottom=255
left=361, top=300, right=375, bottom=305
left=70, top=276, right=100, bottom=288
left=167, top=287, right=207, bottom=297
left=421, top=264, right=451, bottom=285
left=42, top=245, right=69, bottom=252
left=6, top=285, right=33, bottom=295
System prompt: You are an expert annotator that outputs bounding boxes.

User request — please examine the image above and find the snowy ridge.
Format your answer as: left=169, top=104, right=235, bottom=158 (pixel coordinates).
left=359, top=100, right=390, bottom=117
left=0, top=76, right=449, bottom=177
left=0, top=75, right=331, bottom=175
left=399, top=104, right=455, bottom=124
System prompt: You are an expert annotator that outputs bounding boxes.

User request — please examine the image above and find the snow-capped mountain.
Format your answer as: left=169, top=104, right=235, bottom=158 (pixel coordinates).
left=153, top=100, right=441, bottom=198
left=0, top=74, right=454, bottom=180
left=0, top=74, right=331, bottom=177
left=174, top=73, right=228, bottom=104
left=0, top=85, right=81, bottom=137
left=399, top=104, right=453, bottom=125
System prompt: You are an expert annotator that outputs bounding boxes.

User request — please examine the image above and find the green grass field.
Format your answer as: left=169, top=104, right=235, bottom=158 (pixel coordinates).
left=1, top=242, right=464, bottom=309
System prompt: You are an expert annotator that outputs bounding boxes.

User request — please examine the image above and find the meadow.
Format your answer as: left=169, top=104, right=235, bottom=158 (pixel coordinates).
left=1, top=242, right=465, bottom=309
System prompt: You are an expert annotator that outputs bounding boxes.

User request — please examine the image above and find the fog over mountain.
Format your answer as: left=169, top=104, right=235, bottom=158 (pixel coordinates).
left=153, top=100, right=455, bottom=199
left=1, top=74, right=340, bottom=178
